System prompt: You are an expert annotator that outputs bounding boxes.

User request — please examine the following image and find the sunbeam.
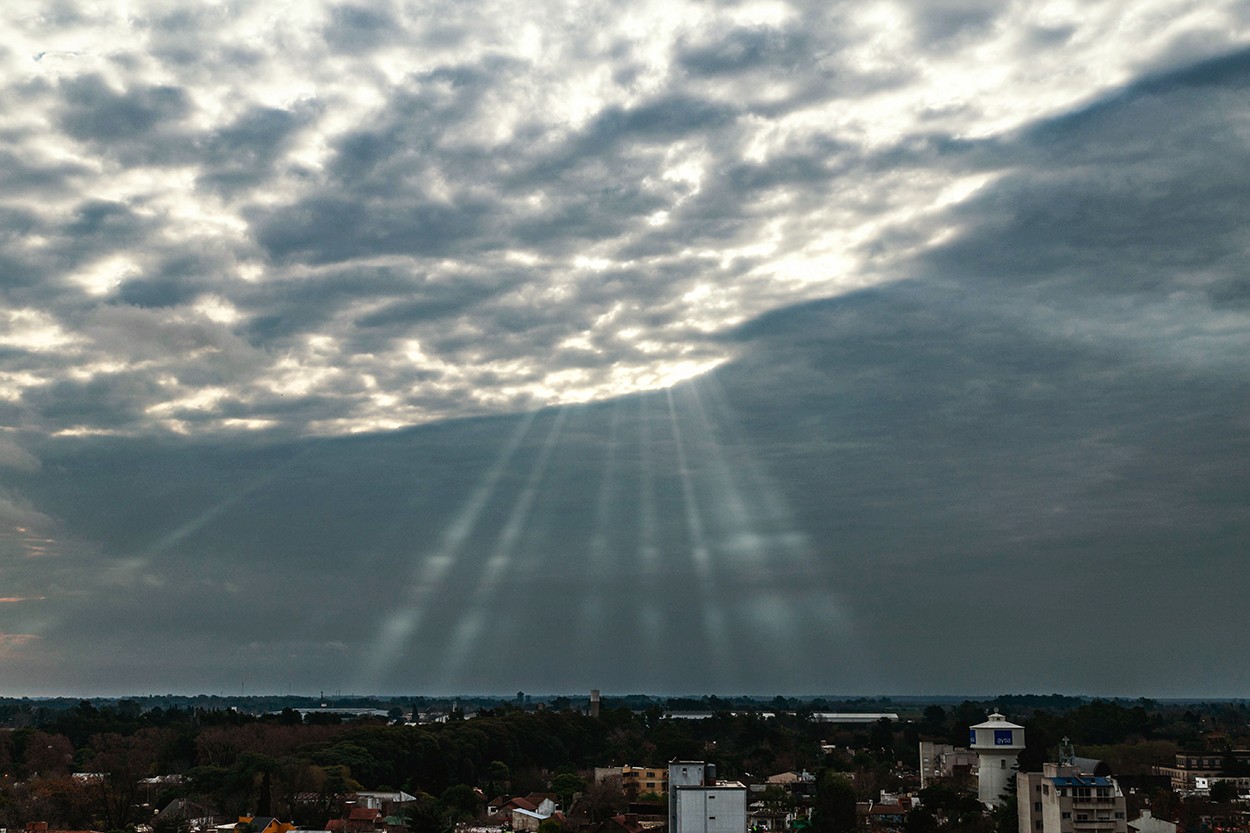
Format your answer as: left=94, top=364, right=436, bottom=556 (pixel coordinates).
left=141, top=448, right=312, bottom=558
left=356, top=411, right=539, bottom=687
left=694, top=372, right=873, bottom=683
left=577, top=399, right=624, bottom=665
left=637, top=393, right=660, bottom=576
left=433, top=406, right=569, bottom=691
left=666, top=386, right=736, bottom=688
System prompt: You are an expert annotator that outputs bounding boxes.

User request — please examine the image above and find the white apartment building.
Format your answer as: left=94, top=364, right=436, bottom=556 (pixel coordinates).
left=669, top=761, right=748, bottom=833
left=1018, top=760, right=1127, bottom=833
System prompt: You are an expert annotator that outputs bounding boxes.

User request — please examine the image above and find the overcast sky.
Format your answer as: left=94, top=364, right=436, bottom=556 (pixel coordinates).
left=2, top=0, right=1249, bottom=697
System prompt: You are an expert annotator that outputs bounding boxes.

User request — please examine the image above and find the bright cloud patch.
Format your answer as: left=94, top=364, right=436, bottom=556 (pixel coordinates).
left=1, top=0, right=1248, bottom=437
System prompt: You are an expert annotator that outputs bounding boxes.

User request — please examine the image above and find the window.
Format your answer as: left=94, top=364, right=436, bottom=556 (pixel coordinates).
left=1035, top=822, right=1042, bottom=830
left=1076, top=814, right=1088, bottom=821
left=1035, top=803, right=1043, bottom=812
left=1043, top=786, right=1050, bottom=795
left=1115, top=814, right=1125, bottom=820
left=1062, top=813, right=1071, bottom=820
left=1002, top=760, right=1007, bottom=769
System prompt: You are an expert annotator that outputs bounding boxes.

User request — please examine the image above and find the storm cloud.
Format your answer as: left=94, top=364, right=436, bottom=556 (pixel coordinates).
left=0, top=0, right=1248, bottom=695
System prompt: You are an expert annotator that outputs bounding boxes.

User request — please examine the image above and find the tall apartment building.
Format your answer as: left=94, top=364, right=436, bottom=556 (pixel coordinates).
left=669, top=761, right=747, bottom=833
left=1018, top=759, right=1127, bottom=833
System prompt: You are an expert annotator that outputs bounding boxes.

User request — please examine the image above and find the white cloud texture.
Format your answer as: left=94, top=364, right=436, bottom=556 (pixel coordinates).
left=3, top=0, right=1248, bottom=437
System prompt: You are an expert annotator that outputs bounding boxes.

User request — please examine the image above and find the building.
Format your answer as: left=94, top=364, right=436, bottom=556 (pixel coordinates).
left=596, top=765, right=670, bottom=798
left=669, top=761, right=747, bottom=833
left=1017, top=756, right=1127, bottom=833
left=918, top=742, right=978, bottom=789
left=512, top=799, right=560, bottom=832
left=970, top=711, right=1025, bottom=806
left=1153, top=750, right=1250, bottom=793
left=856, top=800, right=912, bottom=833
left=1127, top=809, right=1177, bottom=833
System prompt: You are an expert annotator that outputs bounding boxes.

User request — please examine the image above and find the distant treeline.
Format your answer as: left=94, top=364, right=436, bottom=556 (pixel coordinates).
left=3, top=691, right=1244, bottom=721
left=2, top=696, right=1246, bottom=832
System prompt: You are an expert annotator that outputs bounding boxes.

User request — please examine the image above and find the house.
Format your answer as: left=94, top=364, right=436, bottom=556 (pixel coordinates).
left=215, top=821, right=295, bottom=833
left=492, top=797, right=539, bottom=817
left=512, top=800, right=560, bottom=832
left=355, top=792, right=418, bottom=817
left=587, top=814, right=655, bottom=833
left=27, top=825, right=104, bottom=833
left=155, top=798, right=219, bottom=832
left=1127, top=810, right=1177, bottom=833
left=857, top=802, right=910, bottom=833
left=249, top=818, right=298, bottom=833
left=346, top=806, right=384, bottom=833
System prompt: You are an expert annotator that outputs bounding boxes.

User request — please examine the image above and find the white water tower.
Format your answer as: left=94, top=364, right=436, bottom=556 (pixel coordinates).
left=969, top=710, right=1025, bottom=806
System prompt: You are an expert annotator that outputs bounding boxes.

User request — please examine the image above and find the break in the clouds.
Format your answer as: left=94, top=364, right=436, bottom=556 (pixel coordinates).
left=2, top=1, right=1250, bottom=696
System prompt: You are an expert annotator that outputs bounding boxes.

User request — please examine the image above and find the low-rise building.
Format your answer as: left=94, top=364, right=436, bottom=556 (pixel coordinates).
left=1153, top=751, right=1250, bottom=793
left=918, top=743, right=977, bottom=789
left=595, top=765, right=669, bottom=797
left=1127, top=809, right=1176, bottom=833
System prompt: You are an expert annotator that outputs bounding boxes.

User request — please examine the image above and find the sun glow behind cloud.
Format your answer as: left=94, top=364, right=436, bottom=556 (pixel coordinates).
left=0, top=0, right=1245, bottom=439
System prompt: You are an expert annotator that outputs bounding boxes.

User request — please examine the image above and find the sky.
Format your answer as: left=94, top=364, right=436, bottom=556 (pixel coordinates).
left=1, top=0, right=1249, bottom=698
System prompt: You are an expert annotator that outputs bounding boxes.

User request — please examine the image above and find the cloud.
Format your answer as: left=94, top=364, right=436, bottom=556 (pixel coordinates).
left=0, top=0, right=1249, bottom=695
left=1, top=0, right=1246, bottom=439
left=0, top=633, right=40, bottom=651
left=0, top=438, right=40, bottom=471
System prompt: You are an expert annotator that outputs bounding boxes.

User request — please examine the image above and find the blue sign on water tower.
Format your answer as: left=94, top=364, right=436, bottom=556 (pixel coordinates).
left=994, top=729, right=1014, bottom=746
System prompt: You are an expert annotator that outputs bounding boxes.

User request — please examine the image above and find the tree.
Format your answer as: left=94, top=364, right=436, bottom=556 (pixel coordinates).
left=441, top=784, right=481, bottom=822
left=83, top=730, right=163, bottom=830
left=991, top=795, right=1018, bottom=833
left=922, top=707, right=947, bottom=736
left=1209, top=780, right=1238, bottom=804
left=404, top=791, right=449, bottom=833
left=870, top=718, right=895, bottom=756
left=906, top=807, right=939, bottom=833
left=586, top=775, right=628, bottom=823
left=550, top=772, right=587, bottom=808
left=811, top=773, right=857, bottom=833
left=485, top=760, right=512, bottom=797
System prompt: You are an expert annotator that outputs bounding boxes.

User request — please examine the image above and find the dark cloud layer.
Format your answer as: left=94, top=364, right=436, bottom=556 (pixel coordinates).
left=1, top=2, right=1249, bottom=694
